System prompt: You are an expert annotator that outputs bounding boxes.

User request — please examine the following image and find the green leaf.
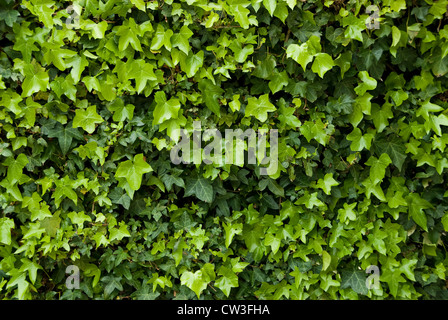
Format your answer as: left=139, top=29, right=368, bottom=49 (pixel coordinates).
left=108, top=99, right=135, bottom=122
left=198, top=79, right=224, bottom=116
left=109, top=221, right=131, bottom=241
left=184, top=176, right=214, bottom=203
left=341, top=270, right=368, bottom=295
left=346, top=128, right=374, bottom=151
left=244, top=94, right=276, bottom=122
left=227, top=0, right=251, bottom=29
left=21, top=62, right=49, bottom=97
left=19, top=259, right=42, bottom=284
left=0, top=90, right=22, bottom=115
left=215, top=266, right=239, bottom=297
left=152, top=91, right=181, bottom=125
left=44, top=122, right=84, bottom=155
left=365, top=153, right=392, bottom=185
left=3, top=153, right=28, bottom=185
left=406, top=193, right=433, bottom=231
left=0, top=217, right=15, bottom=245
left=355, top=71, right=377, bottom=96
left=73, top=105, right=104, bottom=134
left=286, top=43, right=314, bottom=71
left=311, top=53, right=335, bottom=78
left=371, top=103, right=393, bottom=133
left=300, top=119, right=331, bottom=146
left=223, top=222, right=243, bottom=248
left=0, top=9, right=20, bottom=27
left=315, top=173, right=339, bottom=195
left=68, top=211, right=92, bottom=229
left=263, top=0, right=277, bottom=16
left=268, top=71, right=289, bottom=94
left=102, top=275, right=123, bottom=297
left=180, top=50, right=204, bottom=78
left=171, top=25, right=193, bottom=54
left=374, top=137, right=407, bottom=171
left=151, top=24, right=174, bottom=51
left=117, top=18, right=142, bottom=52
left=180, top=270, right=208, bottom=298
left=130, top=59, right=157, bottom=94
left=115, top=154, right=153, bottom=191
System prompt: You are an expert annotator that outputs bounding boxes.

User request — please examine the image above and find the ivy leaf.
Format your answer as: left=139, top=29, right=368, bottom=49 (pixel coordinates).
left=355, top=71, right=378, bottom=96
left=286, top=43, right=314, bottom=71
left=341, top=270, right=368, bottom=295
left=311, top=53, right=335, bottom=78
left=300, top=119, right=330, bottom=146
left=406, top=193, right=433, bottom=231
left=3, top=153, right=28, bottom=185
left=108, top=99, right=135, bottom=122
left=315, top=173, right=339, bottom=195
left=374, top=137, right=407, bottom=171
left=365, top=153, right=392, bottom=185
left=180, top=51, right=204, bottom=78
left=18, top=259, right=42, bottom=284
left=68, top=211, right=92, bottom=229
left=115, top=154, right=153, bottom=191
left=44, top=121, right=84, bottom=155
left=215, top=266, right=239, bottom=297
left=117, top=18, right=142, bottom=52
left=223, top=222, right=243, bottom=248
left=0, top=9, right=20, bottom=27
left=244, top=94, right=276, bottom=122
left=21, top=62, right=49, bottom=97
left=109, top=221, right=131, bottom=242
left=152, top=91, right=181, bottom=125
left=227, top=0, right=251, bottom=29
left=102, top=275, right=123, bottom=298
left=151, top=24, right=174, bottom=51
left=13, top=38, right=39, bottom=63
left=184, top=177, right=214, bottom=203
left=180, top=270, right=208, bottom=298
left=171, top=25, right=193, bottom=54
left=268, top=71, right=289, bottom=94
left=73, top=105, right=104, bottom=134
left=263, top=0, right=277, bottom=16
left=198, top=79, right=224, bottom=116
left=0, top=217, right=15, bottom=245
left=130, top=59, right=157, bottom=94
left=347, top=128, right=374, bottom=151
left=371, top=103, right=393, bottom=133
left=6, top=272, right=29, bottom=300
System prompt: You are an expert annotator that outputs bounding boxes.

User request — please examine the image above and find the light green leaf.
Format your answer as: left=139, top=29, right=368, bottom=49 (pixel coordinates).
left=115, top=154, right=153, bottom=191
left=199, top=79, right=224, bottom=116
left=0, top=217, right=15, bottom=245
left=109, top=221, right=131, bottom=241
left=152, top=91, right=181, bottom=125
left=215, top=266, right=239, bottom=297
left=180, top=270, right=208, bottom=298
left=311, top=53, right=335, bottom=78
left=73, top=105, right=104, bottom=134
left=365, top=153, right=392, bottom=185
left=244, top=94, right=276, bottom=122
left=171, top=25, right=193, bottom=54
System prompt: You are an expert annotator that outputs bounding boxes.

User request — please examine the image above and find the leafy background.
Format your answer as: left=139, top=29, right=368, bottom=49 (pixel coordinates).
left=1, top=0, right=448, bottom=300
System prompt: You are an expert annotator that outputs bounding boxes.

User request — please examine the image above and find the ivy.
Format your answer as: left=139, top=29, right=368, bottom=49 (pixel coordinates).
left=0, top=0, right=448, bottom=301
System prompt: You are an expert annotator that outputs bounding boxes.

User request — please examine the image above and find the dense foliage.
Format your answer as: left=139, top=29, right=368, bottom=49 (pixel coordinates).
left=1, top=0, right=448, bottom=300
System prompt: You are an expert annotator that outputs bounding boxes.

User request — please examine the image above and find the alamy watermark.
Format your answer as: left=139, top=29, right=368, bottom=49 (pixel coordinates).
left=366, top=265, right=380, bottom=290
left=65, top=265, right=80, bottom=289
left=365, top=5, right=380, bottom=30
left=169, top=121, right=278, bottom=175
left=66, top=5, right=81, bottom=29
